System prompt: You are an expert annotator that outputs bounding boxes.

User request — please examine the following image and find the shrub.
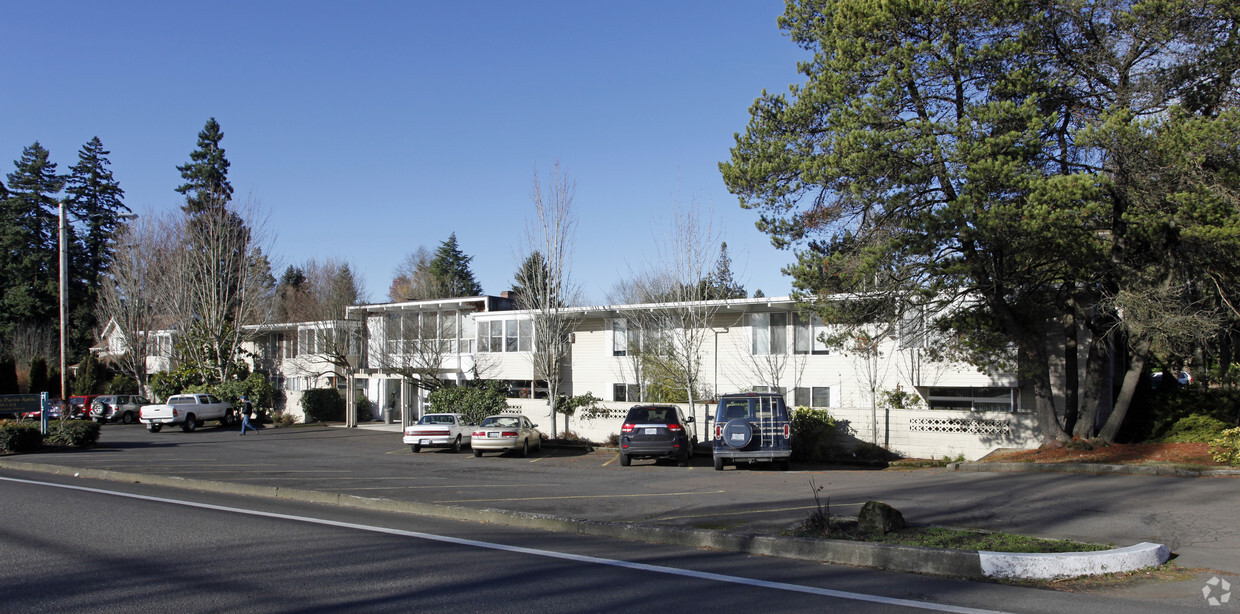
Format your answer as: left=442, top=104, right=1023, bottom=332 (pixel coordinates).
left=105, top=373, right=139, bottom=395
left=0, top=421, right=42, bottom=454
left=790, top=408, right=839, bottom=461
left=1135, top=387, right=1240, bottom=442
left=1209, top=427, right=1240, bottom=466
left=426, top=382, right=509, bottom=425
left=44, top=420, right=102, bottom=448
left=356, top=395, right=374, bottom=422
left=300, top=389, right=345, bottom=422
left=1159, top=414, right=1232, bottom=443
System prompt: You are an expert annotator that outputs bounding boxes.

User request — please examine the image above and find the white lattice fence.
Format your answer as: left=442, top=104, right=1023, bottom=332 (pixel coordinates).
left=826, top=408, right=1041, bottom=461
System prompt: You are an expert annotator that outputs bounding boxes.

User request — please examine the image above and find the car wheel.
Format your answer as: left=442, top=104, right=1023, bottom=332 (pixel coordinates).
left=222, top=410, right=235, bottom=427
left=121, top=411, right=135, bottom=425
left=451, top=436, right=462, bottom=453
left=96, top=418, right=107, bottom=425
left=182, top=415, right=197, bottom=432
left=521, top=439, right=529, bottom=457
left=713, top=455, right=724, bottom=471
left=411, top=444, right=421, bottom=453
left=473, top=448, right=483, bottom=457
left=619, top=453, right=630, bottom=467
left=678, top=447, right=690, bottom=467
left=148, top=423, right=162, bottom=433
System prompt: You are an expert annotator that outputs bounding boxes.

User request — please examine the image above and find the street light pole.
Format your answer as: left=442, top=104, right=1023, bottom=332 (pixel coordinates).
left=58, top=201, right=69, bottom=408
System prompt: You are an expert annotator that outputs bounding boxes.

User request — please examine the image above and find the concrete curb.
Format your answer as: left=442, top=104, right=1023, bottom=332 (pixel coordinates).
left=949, top=461, right=1240, bottom=478
left=979, top=542, right=1171, bottom=580
left=0, top=459, right=1167, bottom=581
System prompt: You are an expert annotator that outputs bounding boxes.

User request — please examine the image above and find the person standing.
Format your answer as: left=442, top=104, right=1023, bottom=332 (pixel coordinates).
left=239, top=395, right=258, bottom=435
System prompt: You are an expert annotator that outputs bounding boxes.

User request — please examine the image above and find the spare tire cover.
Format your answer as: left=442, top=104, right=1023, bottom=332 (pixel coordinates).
left=722, top=419, right=753, bottom=449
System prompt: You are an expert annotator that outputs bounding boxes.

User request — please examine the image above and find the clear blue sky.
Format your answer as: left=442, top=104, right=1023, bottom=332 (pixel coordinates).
left=2, top=1, right=807, bottom=304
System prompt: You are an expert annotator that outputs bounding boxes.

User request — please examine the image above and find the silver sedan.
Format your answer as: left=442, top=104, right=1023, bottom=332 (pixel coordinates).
left=471, top=415, right=543, bottom=457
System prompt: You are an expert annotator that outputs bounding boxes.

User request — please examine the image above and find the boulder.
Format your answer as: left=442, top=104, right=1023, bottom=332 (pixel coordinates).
left=858, top=500, right=906, bottom=535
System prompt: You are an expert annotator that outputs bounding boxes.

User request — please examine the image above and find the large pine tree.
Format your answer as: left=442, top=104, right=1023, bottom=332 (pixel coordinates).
left=428, top=233, right=482, bottom=298
left=0, top=142, right=64, bottom=342
left=176, top=118, right=233, bottom=214
left=65, top=137, right=128, bottom=356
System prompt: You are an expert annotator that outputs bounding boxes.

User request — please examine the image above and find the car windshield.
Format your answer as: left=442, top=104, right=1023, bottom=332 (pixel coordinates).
left=418, top=415, right=455, bottom=425
left=481, top=416, right=519, bottom=428
left=627, top=408, right=673, bottom=423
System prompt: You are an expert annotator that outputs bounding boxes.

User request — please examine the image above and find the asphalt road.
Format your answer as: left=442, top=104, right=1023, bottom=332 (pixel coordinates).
left=0, top=472, right=1202, bottom=613
left=14, top=423, right=1237, bottom=572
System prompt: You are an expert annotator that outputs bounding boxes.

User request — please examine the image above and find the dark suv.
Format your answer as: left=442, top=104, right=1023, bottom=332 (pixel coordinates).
left=618, top=405, right=696, bottom=467
left=712, top=392, right=792, bottom=471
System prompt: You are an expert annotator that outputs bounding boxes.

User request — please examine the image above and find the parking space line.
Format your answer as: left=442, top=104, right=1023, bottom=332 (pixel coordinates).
left=435, top=490, right=725, bottom=504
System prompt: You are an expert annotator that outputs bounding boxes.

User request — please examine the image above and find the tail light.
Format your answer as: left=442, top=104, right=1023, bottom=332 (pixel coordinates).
left=472, top=431, right=486, bottom=437
left=714, top=424, right=723, bottom=439
left=501, top=431, right=518, bottom=437
left=783, top=424, right=791, bottom=438
left=620, top=423, right=635, bottom=433
left=667, top=423, right=683, bottom=432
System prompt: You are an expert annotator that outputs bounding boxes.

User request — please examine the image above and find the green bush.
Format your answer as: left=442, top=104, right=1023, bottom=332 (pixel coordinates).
left=356, top=395, right=374, bottom=422
left=1159, top=414, right=1232, bottom=443
left=1209, top=427, right=1240, bottom=466
left=44, top=420, right=101, bottom=447
left=105, top=373, right=139, bottom=395
left=426, top=382, right=510, bottom=425
left=1136, top=387, right=1240, bottom=442
left=0, top=421, right=42, bottom=454
left=790, top=408, right=839, bottom=461
left=300, top=389, right=345, bottom=422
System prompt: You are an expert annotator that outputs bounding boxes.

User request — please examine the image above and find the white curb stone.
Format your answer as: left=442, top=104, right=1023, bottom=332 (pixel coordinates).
left=978, top=542, right=1170, bottom=580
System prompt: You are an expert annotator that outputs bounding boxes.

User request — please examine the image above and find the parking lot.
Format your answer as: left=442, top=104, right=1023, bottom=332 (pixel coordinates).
left=7, top=421, right=1238, bottom=573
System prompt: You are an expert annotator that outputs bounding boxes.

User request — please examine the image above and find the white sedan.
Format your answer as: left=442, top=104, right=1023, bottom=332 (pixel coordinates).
left=471, top=415, right=543, bottom=457
left=403, top=413, right=473, bottom=453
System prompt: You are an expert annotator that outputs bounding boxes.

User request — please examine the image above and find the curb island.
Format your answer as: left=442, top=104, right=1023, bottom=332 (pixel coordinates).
left=0, top=458, right=1170, bottom=581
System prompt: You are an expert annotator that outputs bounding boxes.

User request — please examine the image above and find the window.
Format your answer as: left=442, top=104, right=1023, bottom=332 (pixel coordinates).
left=613, top=383, right=640, bottom=402
left=518, top=320, right=533, bottom=352
left=924, top=387, right=1015, bottom=411
left=752, top=385, right=786, bottom=396
left=794, top=386, right=831, bottom=408
left=613, top=318, right=628, bottom=356
left=750, top=313, right=788, bottom=355
left=504, top=319, right=518, bottom=352
left=477, top=319, right=532, bottom=353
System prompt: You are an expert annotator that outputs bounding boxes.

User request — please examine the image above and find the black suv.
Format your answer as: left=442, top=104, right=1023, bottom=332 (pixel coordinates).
left=618, top=405, right=696, bottom=467
left=711, top=392, right=792, bottom=471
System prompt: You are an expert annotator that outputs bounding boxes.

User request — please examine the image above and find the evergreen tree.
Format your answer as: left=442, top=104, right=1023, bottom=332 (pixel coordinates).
left=27, top=356, right=50, bottom=395
left=175, top=118, right=233, bottom=214
left=512, top=251, right=549, bottom=301
left=428, top=233, right=483, bottom=297
left=0, top=356, right=17, bottom=394
left=65, top=137, right=128, bottom=358
left=703, top=242, right=746, bottom=299
left=0, top=143, right=64, bottom=343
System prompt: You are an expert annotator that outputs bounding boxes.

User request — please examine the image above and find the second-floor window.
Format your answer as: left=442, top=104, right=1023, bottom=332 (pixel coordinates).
left=750, top=312, right=787, bottom=355
left=478, top=320, right=532, bottom=353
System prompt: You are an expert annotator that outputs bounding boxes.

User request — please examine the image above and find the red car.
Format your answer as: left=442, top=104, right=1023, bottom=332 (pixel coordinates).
left=66, top=395, right=103, bottom=420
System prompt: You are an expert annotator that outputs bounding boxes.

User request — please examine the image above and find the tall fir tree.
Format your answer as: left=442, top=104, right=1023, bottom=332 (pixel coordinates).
left=704, top=242, right=746, bottom=299
left=428, top=233, right=483, bottom=298
left=0, top=142, right=64, bottom=343
left=512, top=251, right=549, bottom=300
left=176, top=118, right=233, bottom=214
left=65, top=137, right=128, bottom=358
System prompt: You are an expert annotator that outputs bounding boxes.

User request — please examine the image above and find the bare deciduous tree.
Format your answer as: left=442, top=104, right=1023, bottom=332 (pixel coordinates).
left=96, top=212, right=176, bottom=393
left=162, top=199, right=275, bottom=383
left=623, top=203, right=725, bottom=413
left=515, top=162, right=581, bottom=438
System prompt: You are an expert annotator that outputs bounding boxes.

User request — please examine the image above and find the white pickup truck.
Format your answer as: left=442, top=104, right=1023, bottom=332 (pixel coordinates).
left=403, top=413, right=474, bottom=453
left=140, top=393, right=235, bottom=433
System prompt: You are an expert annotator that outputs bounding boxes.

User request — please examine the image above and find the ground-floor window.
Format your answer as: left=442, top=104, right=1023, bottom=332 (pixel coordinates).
left=613, top=383, right=640, bottom=402
left=794, top=386, right=830, bottom=408
left=922, top=387, right=1016, bottom=411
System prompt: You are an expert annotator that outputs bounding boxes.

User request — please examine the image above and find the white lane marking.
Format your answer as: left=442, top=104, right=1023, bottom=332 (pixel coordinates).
left=1, top=476, right=1007, bottom=614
